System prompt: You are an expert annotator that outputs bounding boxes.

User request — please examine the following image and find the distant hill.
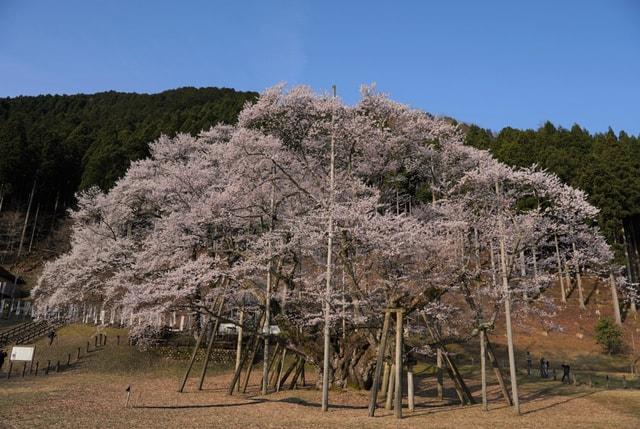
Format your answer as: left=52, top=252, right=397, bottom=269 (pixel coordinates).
left=0, top=87, right=258, bottom=212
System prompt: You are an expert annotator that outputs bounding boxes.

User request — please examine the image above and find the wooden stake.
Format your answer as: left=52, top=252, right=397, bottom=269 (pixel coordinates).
left=235, top=310, right=244, bottom=373
left=394, top=310, right=403, bottom=419
left=385, top=364, right=395, bottom=410
left=278, top=356, right=299, bottom=388
left=381, top=362, right=391, bottom=401
left=407, top=367, right=414, bottom=412
left=275, top=348, right=287, bottom=391
left=480, top=328, right=488, bottom=411
left=241, top=333, right=261, bottom=393
left=436, top=348, right=444, bottom=400
left=178, top=318, right=209, bottom=392
left=485, top=334, right=512, bottom=406
left=198, top=296, right=226, bottom=390
left=368, top=310, right=391, bottom=417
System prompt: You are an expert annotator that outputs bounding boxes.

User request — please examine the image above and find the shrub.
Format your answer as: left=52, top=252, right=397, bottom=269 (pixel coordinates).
left=594, top=317, right=624, bottom=354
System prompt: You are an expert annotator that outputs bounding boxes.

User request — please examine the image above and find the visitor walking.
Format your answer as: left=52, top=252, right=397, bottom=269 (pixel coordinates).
left=47, top=330, right=57, bottom=346
left=561, top=363, right=571, bottom=384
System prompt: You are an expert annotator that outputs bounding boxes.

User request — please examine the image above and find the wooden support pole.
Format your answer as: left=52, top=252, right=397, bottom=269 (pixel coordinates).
left=368, top=310, right=391, bottom=417
left=241, top=333, right=261, bottom=393
left=178, top=318, right=209, bottom=393
left=480, top=328, right=488, bottom=411
left=6, top=361, right=12, bottom=379
left=407, top=367, right=415, bottom=412
left=228, top=336, right=253, bottom=395
left=274, top=348, right=287, bottom=391
left=198, top=301, right=225, bottom=391
left=266, top=342, right=281, bottom=387
left=385, top=364, right=395, bottom=410
left=77, top=347, right=81, bottom=360
left=436, top=348, right=444, bottom=400
left=235, top=310, right=244, bottom=373
left=485, top=335, right=512, bottom=406
left=278, top=356, right=299, bottom=389
left=34, top=361, right=39, bottom=376
left=45, top=360, right=50, bottom=375
left=22, top=362, right=26, bottom=377
left=289, top=358, right=304, bottom=390
left=197, top=294, right=226, bottom=391
left=67, top=353, right=71, bottom=367
left=381, top=363, right=391, bottom=401
left=394, top=310, right=403, bottom=419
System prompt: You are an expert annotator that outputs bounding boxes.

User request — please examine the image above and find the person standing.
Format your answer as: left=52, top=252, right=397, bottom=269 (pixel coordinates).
left=561, top=363, right=571, bottom=384
left=0, top=349, right=7, bottom=371
left=544, top=360, right=550, bottom=378
left=47, top=330, right=57, bottom=346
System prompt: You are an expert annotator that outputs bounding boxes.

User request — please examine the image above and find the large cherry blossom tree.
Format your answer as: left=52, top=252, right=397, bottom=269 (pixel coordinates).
left=34, top=84, right=616, bottom=413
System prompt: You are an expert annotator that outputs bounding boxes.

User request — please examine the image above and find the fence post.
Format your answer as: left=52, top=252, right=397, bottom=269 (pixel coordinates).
left=56, top=360, right=60, bottom=373
left=34, top=361, right=39, bottom=376
left=104, top=335, right=107, bottom=346
left=45, top=360, right=50, bottom=375
left=87, top=341, right=90, bottom=353
left=117, top=335, right=120, bottom=346
left=67, top=353, right=71, bottom=367
left=77, top=347, right=81, bottom=360
left=6, top=361, right=12, bottom=379
left=94, top=336, right=98, bottom=348
left=22, top=362, right=26, bottom=377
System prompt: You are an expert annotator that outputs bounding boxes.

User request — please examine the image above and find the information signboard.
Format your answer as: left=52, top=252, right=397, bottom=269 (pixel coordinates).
left=10, top=345, right=35, bottom=362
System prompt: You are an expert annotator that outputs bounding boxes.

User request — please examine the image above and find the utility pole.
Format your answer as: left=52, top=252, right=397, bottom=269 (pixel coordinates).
left=322, top=85, right=337, bottom=412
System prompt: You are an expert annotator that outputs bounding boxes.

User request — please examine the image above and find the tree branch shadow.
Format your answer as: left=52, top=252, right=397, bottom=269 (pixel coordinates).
left=520, top=391, right=596, bottom=415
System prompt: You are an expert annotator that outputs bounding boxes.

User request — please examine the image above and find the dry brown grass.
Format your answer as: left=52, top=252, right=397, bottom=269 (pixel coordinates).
left=1, top=362, right=639, bottom=429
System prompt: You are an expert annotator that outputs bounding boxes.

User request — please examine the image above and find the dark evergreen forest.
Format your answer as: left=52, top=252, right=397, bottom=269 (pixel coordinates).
left=0, top=87, right=257, bottom=213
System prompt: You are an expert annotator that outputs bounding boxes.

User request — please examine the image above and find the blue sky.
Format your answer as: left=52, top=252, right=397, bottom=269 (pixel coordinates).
left=1, top=1, right=639, bottom=134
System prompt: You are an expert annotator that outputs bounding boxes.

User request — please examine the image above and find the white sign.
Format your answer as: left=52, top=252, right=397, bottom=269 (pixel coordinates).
left=10, top=345, right=35, bottom=362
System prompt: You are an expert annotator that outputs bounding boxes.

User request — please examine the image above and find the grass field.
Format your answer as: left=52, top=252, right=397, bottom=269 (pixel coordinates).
left=0, top=324, right=639, bottom=428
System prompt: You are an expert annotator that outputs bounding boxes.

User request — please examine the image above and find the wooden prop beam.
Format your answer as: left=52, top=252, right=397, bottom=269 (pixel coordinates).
left=368, top=310, right=391, bottom=417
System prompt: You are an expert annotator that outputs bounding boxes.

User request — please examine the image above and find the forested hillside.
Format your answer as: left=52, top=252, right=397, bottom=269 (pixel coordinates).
left=0, top=87, right=257, bottom=212
left=465, top=123, right=640, bottom=256
left=1, top=87, right=639, bottom=267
